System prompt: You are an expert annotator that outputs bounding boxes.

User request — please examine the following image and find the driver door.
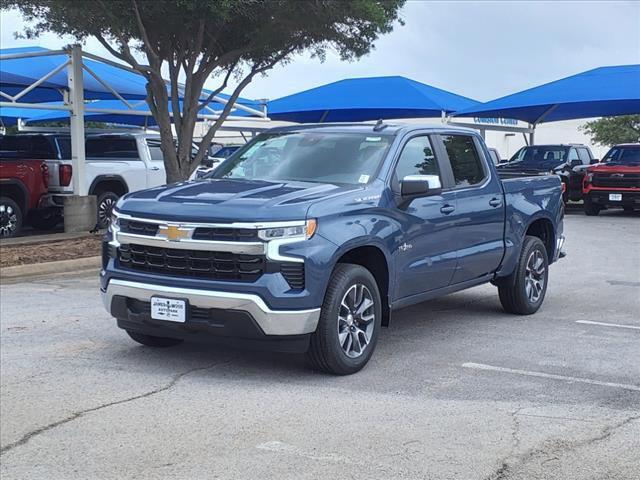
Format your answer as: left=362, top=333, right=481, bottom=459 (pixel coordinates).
left=392, top=135, right=458, bottom=300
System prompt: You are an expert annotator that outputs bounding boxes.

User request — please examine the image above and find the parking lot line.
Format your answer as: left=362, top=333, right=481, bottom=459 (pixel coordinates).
left=575, top=320, right=640, bottom=330
left=462, top=362, right=640, bottom=392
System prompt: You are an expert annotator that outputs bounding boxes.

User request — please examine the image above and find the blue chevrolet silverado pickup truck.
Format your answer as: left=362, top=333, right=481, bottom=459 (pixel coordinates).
left=101, top=123, right=565, bottom=374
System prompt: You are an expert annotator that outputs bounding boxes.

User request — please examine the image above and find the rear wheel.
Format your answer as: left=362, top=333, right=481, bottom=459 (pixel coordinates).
left=28, top=208, right=61, bottom=231
left=0, top=197, right=23, bottom=238
left=583, top=198, right=601, bottom=216
left=498, top=236, right=549, bottom=315
left=307, top=264, right=381, bottom=375
left=96, top=191, right=120, bottom=229
left=126, top=330, right=183, bottom=347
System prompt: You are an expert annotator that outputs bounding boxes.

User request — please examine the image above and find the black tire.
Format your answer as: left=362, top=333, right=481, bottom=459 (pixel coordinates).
left=498, top=236, right=549, bottom=315
left=96, top=191, right=120, bottom=229
left=0, top=196, right=23, bottom=238
left=583, top=198, right=601, bottom=216
left=307, top=264, right=382, bottom=375
left=126, top=330, right=183, bottom=347
left=28, top=208, right=61, bottom=231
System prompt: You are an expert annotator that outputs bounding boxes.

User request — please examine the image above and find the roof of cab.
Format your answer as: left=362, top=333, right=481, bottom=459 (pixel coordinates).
left=266, top=122, right=479, bottom=136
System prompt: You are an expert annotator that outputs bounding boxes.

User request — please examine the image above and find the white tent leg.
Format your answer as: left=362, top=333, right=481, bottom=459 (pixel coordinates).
left=64, top=44, right=96, bottom=233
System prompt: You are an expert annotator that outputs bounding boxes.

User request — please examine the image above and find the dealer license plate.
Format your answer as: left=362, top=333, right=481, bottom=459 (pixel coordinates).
left=609, top=193, right=622, bottom=201
left=151, top=297, right=186, bottom=323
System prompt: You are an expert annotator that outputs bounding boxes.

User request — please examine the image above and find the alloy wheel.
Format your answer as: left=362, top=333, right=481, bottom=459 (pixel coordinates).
left=98, top=196, right=116, bottom=227
left=0, top=203, right=18, bottom=237
left=524, top=249, right=546, bottom=303
left=337, top=283, right=376, bottom=358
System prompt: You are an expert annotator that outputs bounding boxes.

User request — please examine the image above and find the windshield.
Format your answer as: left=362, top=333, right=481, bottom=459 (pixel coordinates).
left=602, top=145, right=640, bottom=166
left=212, top=132, right=393, bottom=185
left=507, top=146, right=569, bottom=165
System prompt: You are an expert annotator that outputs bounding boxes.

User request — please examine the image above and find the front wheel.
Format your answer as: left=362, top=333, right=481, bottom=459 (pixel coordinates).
left=307, top=264, right=382, bottom=375
left=498, top=236, right=549, bottom=315
left=126, top=330, right=183, bottom=347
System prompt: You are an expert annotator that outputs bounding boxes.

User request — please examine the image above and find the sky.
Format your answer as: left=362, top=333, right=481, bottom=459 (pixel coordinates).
left=1, top=0, right=639, bottom=103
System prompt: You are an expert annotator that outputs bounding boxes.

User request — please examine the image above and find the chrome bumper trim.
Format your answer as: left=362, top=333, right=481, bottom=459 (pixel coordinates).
left=102, top=279, right=320, bottom=336
left=115, top=231, right=266, bottom=254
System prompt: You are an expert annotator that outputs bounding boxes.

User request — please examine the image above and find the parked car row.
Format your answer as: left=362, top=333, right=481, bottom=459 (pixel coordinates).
left=491, top=142, right=639, bottom=215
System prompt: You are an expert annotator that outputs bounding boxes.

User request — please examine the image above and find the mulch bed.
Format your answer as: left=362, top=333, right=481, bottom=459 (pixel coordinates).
left=0, top=235, right=102, bottom=268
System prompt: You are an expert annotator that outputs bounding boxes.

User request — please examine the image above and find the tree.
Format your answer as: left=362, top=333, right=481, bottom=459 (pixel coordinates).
left=3, top=0, right=405, bottom=183
left=580, top=115, right=640, bottom=147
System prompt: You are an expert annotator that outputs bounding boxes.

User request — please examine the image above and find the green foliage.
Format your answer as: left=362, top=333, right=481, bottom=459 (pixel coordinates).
left=3, top=0, right=405, bottom=182
left=580, top=115, right=640, bottom=147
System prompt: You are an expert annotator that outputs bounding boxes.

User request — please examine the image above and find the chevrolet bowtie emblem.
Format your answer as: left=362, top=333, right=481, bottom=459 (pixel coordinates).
left=161, top=225, right=190, bottom=242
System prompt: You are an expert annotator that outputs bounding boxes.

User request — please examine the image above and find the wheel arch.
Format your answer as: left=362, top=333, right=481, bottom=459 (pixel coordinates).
left=335, top=244, right=391, bottom=327
left=525, top=216, right=555, bottom=260
left=0, top=179, right=28, bottom=214
left=89, top=175, right=129, bottom=197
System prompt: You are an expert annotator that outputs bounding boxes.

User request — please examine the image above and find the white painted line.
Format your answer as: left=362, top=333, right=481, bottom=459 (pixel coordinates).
left=575, top=320, right=640, bottom=331
left=462, top=362, right=640, bottom=392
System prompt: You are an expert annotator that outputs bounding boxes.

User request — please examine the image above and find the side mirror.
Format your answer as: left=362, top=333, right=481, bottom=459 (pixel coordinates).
left=400, top=175, right=442, bottom=198
left=569, top=159, right=581, bottom=167
left=590, top=158, right=600, bottom=164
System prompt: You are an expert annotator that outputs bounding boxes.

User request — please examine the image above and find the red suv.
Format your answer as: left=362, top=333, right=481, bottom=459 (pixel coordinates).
left=583, top=144, right=640, bottom=216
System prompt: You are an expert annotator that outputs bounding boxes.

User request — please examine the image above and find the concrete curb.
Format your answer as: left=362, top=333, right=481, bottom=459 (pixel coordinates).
left=0, top=256, right=101, bottom=280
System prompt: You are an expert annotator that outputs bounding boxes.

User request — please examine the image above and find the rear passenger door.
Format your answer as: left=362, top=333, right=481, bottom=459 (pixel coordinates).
left=391, top=134, right=459, bottom=298
left=437, top=134, right=505, bottom=285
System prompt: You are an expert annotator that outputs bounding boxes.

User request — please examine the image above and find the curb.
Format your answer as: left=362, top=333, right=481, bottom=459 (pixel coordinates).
left=0, top=256, right=101, bottom=281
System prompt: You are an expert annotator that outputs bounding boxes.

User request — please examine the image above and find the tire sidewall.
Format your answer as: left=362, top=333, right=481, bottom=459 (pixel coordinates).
left=318, top=265, right=382, bottom=374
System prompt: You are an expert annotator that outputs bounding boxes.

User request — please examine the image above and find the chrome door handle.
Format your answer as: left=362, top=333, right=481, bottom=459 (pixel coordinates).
left=489, top=197, right=502, bottom=207
left=150, top=166, right=161, bottom=171
left=440, top=204, right=455, bottom=215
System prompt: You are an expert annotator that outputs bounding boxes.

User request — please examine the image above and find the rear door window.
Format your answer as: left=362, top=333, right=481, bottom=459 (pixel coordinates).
left=567, top=148, right=580, bottom=164
left=86, top=137, right=139, bottom=159
left=441, top=135, right=486, bottom=187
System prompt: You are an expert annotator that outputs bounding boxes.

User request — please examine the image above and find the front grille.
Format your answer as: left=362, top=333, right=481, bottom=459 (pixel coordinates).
left=118, top=244, right=264, bottom=282
left=592, top=173, right=640, bottom=189
left=119, top=219, right=159, bottom=236
left=281, top=263, right=305, bottom=290
left=192, top=227, right=258, bottom=242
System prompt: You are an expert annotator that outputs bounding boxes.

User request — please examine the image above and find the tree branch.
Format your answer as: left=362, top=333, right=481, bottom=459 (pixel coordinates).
left=131, top=0, right=160, bottom=63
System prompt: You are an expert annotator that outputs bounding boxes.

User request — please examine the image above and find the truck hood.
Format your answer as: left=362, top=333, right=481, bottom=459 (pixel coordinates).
left=587, top=164, right=640, bottom=173
left=497, top=160, right=563, bottom=173
left=116, top=178, right=362, bottom=223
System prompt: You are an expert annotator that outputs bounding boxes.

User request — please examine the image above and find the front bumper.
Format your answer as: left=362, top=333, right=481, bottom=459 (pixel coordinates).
left=585, top=189, right=640, bottom=208
left=102, top=279, right=321, bottom=337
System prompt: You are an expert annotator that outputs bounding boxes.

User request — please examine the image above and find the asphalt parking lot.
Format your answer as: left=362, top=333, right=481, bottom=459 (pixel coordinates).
left=1, top=208, right=638, bottom=480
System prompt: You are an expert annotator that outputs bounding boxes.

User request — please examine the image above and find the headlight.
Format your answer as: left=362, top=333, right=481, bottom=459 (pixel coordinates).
left=257, top=219, right=317, bottom=241
left=584, top=172, right=593, bottom=183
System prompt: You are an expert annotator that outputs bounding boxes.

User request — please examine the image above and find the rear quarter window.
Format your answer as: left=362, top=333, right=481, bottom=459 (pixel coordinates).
left=86, top=138, right=139, bottom=159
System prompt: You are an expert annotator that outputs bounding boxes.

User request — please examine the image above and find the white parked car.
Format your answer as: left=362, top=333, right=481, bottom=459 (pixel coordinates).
left=37, top=133, right=167, bottom=228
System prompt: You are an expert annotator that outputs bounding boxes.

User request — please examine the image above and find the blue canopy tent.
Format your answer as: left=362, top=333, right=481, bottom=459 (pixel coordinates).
left=265, top=76, right=479, bottom=123
left=454, top=65, right=640, bottom=125
left=1, top=97, right=264, bottom=128
left=1, top=46, right=149, bottom=102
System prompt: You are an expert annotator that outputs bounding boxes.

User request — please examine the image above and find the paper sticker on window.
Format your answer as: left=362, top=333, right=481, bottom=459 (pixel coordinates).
left=358, top=174, right=370, bottom=184
left=365, top=137, right=382, bottom=142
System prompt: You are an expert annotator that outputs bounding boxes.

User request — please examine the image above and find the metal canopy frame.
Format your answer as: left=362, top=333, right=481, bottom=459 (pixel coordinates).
left=0, top=45, right=269, bottom=195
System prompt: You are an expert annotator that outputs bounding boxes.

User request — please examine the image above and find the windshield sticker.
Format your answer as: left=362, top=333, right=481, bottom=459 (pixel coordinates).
left=365, top=137, right=382, bottom=142
left=358, top=174, right=370, bottom=184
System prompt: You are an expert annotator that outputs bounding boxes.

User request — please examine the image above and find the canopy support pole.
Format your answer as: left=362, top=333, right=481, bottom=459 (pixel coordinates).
left=67, top=45, right=87, bottom=196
